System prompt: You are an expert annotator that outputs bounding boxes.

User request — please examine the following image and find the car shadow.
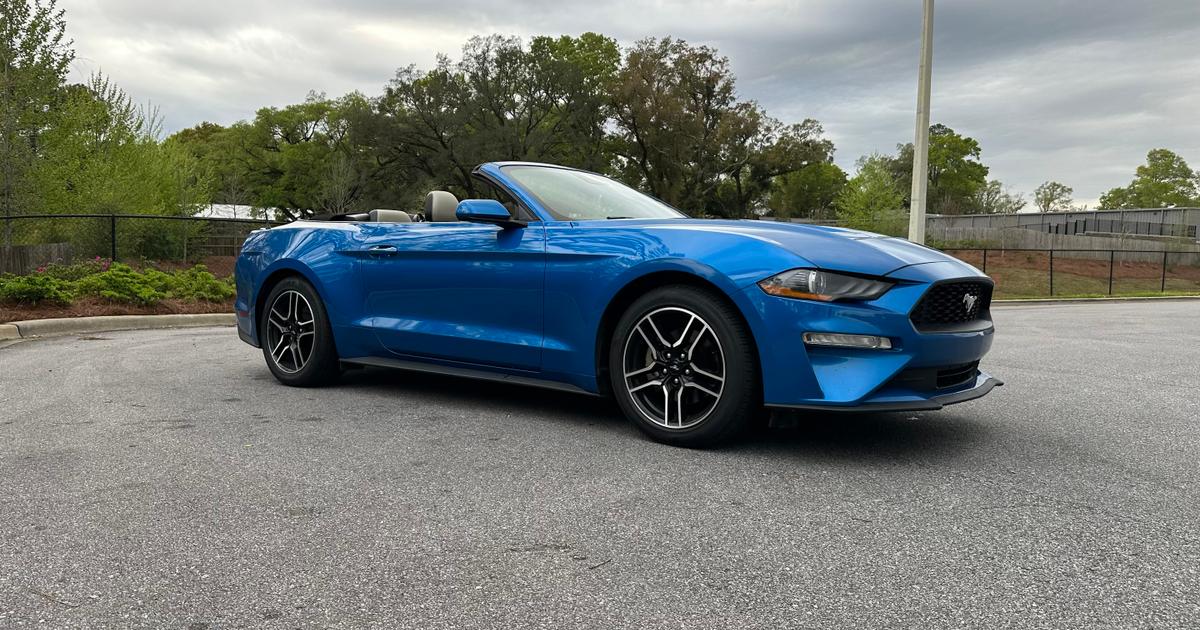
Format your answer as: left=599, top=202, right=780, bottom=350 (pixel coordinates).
left=340, top=366, right=627, bottom=426
left=337, top=366, right=992, bottom=461
left=736, top=410, right=994, bottom=462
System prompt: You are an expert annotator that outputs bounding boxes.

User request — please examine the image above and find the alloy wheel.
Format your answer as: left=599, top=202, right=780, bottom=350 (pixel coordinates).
left=265, top=290, right=316, bottom=374
left=621, top=306, right=726, bottom=429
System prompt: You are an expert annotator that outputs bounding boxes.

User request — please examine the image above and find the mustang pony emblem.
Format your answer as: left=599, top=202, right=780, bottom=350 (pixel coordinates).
left=963, top=293, right=979, bottom=313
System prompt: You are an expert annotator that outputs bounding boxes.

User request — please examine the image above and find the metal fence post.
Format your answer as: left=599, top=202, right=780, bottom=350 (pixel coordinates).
left=1108, top=250, right=1114, bottom=295
left=982, top=249, right=988, bottom=274
left=1161, top=251, right=1168, bottom=292
left=1049, top=250, right=1054, bottom=296
left=110, top=214, right=118, bottom=261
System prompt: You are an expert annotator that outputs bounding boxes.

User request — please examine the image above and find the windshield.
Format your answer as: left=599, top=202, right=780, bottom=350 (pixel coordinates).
left=502, top=165, right=685, bottom=221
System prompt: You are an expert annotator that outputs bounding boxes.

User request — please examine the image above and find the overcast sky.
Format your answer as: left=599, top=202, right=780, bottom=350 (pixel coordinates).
left=59, top=0, right=1200, bottom=206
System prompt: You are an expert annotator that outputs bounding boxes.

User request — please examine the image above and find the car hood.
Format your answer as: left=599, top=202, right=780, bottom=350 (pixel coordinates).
left=638, top=219, right=967, bottom=277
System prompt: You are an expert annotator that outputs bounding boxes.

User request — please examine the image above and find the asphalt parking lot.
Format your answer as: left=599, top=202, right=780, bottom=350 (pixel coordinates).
left=1, top=301, right=1198, bottom=629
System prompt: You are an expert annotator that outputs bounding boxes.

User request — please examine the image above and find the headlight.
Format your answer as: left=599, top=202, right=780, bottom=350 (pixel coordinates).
left=758, top=269, right=893, bottom=302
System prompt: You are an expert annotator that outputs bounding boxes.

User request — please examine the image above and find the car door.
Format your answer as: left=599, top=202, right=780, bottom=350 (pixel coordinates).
left=355, top=220, right=547, bottom=371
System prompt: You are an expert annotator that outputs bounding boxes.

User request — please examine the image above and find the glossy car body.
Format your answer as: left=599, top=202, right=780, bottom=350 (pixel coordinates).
left=235, top=162, right=1000, bottom=412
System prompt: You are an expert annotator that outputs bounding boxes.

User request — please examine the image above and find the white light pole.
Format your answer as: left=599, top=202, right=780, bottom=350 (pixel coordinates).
left=908, top=0, right=935, bottom=244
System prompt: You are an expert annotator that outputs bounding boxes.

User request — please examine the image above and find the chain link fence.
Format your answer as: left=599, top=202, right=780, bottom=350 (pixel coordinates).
left=1, top=214, right=283, bottom=276
left=945, top=248, right=1200, bottom=298
left=5, top=216, right=1199, bottom=298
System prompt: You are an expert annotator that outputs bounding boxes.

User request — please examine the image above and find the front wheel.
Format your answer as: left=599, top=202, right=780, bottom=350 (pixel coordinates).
left=609, top=285, right=759, bottom=447
left=260, top=277, right=340, bottom=387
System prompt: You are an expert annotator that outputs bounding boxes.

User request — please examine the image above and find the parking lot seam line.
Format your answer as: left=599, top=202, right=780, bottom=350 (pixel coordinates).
left=3, top=313, right=235, bottom=339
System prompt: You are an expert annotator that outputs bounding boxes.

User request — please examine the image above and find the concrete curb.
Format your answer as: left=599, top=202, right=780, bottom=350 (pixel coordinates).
left=2, top=313, right=235, bottom=340
left=994, top=295, right=1200, bottom=306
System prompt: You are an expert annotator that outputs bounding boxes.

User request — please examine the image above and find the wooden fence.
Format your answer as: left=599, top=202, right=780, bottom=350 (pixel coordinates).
left=0, top=243, right=73, bottom=275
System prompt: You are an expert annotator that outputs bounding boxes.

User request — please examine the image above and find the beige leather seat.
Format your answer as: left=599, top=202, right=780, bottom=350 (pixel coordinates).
left=424, top=191, right=460, bottom=222
left=369, top=209, right=412, bottom=223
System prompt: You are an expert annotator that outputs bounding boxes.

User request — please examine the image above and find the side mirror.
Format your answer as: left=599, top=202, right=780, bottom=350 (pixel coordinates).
left=455, top=199, right=526, bottom=229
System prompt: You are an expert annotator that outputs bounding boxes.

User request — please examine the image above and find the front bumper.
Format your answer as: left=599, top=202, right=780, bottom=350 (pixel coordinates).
left=766, top=372, right=1003, bottom=413
left=743, top=262, right=1000, bottom=411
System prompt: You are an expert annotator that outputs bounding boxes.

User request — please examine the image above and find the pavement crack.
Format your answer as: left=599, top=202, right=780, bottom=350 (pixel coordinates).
left=27, top=587, right=80, bottom=608
left=506, top=543, right=572, bottom=553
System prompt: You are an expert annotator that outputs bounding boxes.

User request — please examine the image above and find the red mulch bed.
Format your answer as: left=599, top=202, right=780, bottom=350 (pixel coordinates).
left=1, top=297, right=233, bottom=323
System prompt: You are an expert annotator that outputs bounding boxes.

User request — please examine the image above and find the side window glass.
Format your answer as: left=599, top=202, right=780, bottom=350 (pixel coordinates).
left=476, top=178, right=535, bottom=221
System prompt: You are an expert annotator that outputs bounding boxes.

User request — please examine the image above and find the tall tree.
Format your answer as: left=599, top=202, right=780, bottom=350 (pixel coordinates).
left=972, top=179, right=1026, bottom=214
left=611, top=37, right=830, bottom=218
left=0, top=0, right=74, bottom=246
left=1033, top=181, right=1073, bottom=213
left=886, top=124, right=989, bottom=215
left=376, top=33, right=620, bottom=200
left=835, top=155, right=906, bottom=235
left=712, top=117, right=835, bottom=218
left=182, top=92, right=372, bottom=220
left=768, top=161, right=847, bottom=220
left=1098, top=149, right=1199, bottom=209
left=29, top=74, right=211, bottom=256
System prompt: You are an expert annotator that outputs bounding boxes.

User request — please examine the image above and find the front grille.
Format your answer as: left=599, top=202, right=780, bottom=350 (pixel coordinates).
left=936, top=361, right=979, bottom=389
left=910, top=280, right=993, bottom=332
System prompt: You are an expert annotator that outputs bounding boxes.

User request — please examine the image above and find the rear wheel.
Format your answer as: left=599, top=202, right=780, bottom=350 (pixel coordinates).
left=261, top=277, right=340, bottom=387
left=609, top=285, right=759, bottom=447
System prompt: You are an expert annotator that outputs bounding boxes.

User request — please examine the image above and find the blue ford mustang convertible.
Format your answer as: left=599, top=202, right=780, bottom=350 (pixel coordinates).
left=235, top=162, right=1000, bottom=446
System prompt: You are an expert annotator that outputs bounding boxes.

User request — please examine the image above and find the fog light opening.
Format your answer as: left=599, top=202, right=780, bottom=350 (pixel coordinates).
left=802, top=332, right=893, bottom=350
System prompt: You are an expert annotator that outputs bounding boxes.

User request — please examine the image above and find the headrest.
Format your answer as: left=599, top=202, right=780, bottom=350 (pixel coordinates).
left=369, top=209, right=412, bottom=223
left=424, top=191, right=460, bottom=222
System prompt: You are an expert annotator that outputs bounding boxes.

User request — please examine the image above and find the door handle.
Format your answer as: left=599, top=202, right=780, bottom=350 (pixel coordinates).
left=368, top=245, right=398, bottom=257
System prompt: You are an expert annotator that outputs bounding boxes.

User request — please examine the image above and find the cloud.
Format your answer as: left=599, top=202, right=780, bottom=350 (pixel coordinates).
left=58, top=0, right=1200, bottom=204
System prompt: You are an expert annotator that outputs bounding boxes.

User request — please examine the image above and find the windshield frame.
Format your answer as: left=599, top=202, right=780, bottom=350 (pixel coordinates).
left=497, top=164, right=687, bottom=222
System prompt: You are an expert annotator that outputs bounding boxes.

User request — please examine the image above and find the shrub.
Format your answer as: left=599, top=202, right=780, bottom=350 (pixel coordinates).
left=2, top=262, right=234, bottom=308
left=167, top=265, right=236, bottom=302
left=73, top=263, right=168, bottom=305
left=0, top=273, right=75, bottom=305
left=39, top=257, right=113, bottom=281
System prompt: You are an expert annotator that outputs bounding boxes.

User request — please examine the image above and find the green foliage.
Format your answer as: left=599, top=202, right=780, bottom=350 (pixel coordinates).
left=610, top=38, right=834, bottom=218
left=372, top=33, right=623, bottom=208
left=170, top=34, right=836, bottom=222
left=1033, top=181, right=1073, bottom=213
left=72, top=263, right=167, bottom=305
left=166, top=264, right=235, bottom=302
left=11, top=71, right=211, bottom=258
left=972, top=179, right=1026, bottom=214
left=3, top=3, right=211, bottom=256
left=30, top=74, right=211, bottom=215
left=0, top=272, right=73, bottom=304
left=925, top=237, right=997, bottom=250
left=38, top=256, right=111, bottom=280
left=0, top=262, right=233, bottom=306
left=1098, top=149, right=1199, bottom=209
left=885, top=124, right=990, bottom=215
left=1, top=0, right=75, bottom=244
left=834, top=155, right=907, bottom=236
left=768, top=161, right=847, bottom=219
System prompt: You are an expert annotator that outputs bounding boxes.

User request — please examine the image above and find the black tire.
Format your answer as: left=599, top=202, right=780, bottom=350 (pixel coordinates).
left=260, top=277, right=340, bottom=387
left=608, top=285, right=759, bottom=447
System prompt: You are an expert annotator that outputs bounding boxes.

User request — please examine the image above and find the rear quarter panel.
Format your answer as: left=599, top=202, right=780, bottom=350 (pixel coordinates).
left=236, top=223, right=376, bottom=357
